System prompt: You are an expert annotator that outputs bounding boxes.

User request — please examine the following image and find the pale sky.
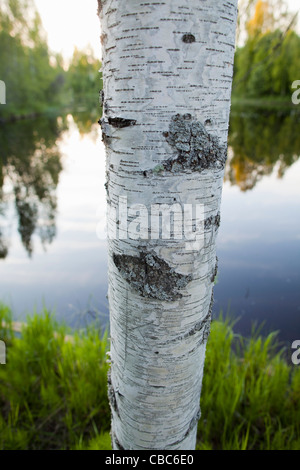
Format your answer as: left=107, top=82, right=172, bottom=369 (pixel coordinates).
left=35, top=0, right=102, bottom=59
left=35, top=0, right=299, bottom=59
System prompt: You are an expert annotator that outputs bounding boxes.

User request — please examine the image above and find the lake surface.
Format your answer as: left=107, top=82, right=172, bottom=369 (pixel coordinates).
left=0, top=106, right=299, bottom=343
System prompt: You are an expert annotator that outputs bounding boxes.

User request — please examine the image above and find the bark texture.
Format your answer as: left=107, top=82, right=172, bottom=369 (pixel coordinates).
left=98, top=0, right=237, bottom=450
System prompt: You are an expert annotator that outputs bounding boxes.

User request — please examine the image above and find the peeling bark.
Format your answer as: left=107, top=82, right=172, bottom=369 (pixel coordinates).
left=98, top=0, right=238, bottom=451
left=161, top=114, right=227, bottom=173
left=113, top=251, right=192, bottom=301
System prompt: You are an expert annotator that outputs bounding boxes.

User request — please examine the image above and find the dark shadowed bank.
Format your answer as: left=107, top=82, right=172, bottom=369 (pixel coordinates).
left=0, top=304, right=299, bottom=450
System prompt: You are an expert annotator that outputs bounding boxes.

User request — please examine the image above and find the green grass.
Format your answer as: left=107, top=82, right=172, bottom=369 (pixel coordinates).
left=0, top=305, right=111, bottom=450
left=197, top=317, right=300, bottom=450
left=0, top=304, right=299, bottom=450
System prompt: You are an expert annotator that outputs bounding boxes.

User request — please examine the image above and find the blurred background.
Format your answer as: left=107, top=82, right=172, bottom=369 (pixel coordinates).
left=0, top=0, right=299, bottom=344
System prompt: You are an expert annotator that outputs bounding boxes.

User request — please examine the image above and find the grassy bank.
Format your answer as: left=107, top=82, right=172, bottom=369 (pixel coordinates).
left=0, top=304, right=299, bottom=450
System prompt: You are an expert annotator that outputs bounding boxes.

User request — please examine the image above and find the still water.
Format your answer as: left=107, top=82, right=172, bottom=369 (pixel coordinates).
left=0, top=106, right=299, bottom=343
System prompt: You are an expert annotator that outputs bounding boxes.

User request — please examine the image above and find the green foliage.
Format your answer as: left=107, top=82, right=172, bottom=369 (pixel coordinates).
left=72, top=433, right=112, bottom=451
left=0, top=0, right=102, bottom=118
left=233, top=30, right=300, bottom=99
left=197, top=315, right=300, bottom=450
left=0, top=0, right=67, bottom=117
left=0, top=304, right=110, bottom=450
left=0, top=304, right=299, bottom=450
left=66, top=47, right=102, bottom=106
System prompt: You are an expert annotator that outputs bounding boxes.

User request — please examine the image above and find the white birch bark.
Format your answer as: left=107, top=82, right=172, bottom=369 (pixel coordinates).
left=98, top=0, right=238, bottom=450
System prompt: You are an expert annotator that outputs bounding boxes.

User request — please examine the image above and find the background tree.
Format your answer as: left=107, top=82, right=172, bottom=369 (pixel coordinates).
left=232, top=0, right=300, bottom=98
left=0, top=0, right=66, bottom=117
left=67, top=47, right=101, bottom=105
left=236, top=0, right=295, bottom=43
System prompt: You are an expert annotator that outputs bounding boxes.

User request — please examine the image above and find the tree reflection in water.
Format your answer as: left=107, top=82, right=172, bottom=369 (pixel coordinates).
left=0, top=116, right=67, bottom=258
left=227, top=107, right=300, bottom=191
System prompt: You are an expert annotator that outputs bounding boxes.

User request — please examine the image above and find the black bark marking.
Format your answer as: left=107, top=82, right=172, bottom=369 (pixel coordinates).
left=112, top=433, right=125, bottom=451
left=113, top=252, right=192, bottom=301
left=185, top=408, right=201, bottom=437
left=99, top=118, right=111, bottom=146
left=189, top=311, right=211, bottom=342
left=170, top=408, right=201, bottom=447
left=205, top=212, right=221, bottom=230
left=204, top=290, right=214, bottom=342
left=107, top=371, right=120, bottom=419
left=211, top=256, right=218, bottom=284
left=100, top=90, right=105, bottom=106
left=166, top=310, right=211, bottom=345
left=108, top=117, right=137, bottom=128
left=182, top=33, right=196, bottom=43
left=105, top=167, right=110, bottom=196
left=159, top=114, right=227, bottom=173
left=203, top=302, right=212, bottom=344
left=104, top=101, right=110, bottom=114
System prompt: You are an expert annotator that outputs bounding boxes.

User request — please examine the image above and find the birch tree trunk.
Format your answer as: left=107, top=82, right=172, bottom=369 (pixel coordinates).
left=98, top=0, right=238, bottom=450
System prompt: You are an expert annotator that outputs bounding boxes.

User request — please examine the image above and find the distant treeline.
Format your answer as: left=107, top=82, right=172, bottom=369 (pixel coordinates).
left=233, top=29, right=300, bottom=99
left=0, top=0, right=101, bottom=119
left=1, top=0, right=300, bottom=119
left=232, top=0, right=300, bottom=99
